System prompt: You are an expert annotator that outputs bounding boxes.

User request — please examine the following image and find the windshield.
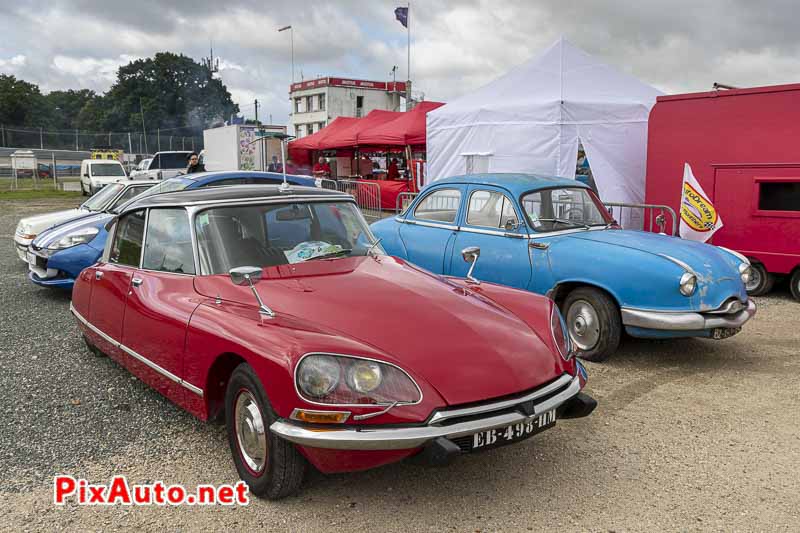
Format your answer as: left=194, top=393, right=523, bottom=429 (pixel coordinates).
left=521, top=187, right=611, bottom=232
left=123, top=177, right=194, bottom=206
left=159, top=153, right=191, bottom=169
left=90, top=163, right=126, bottom=177
left=81, top=183, right=125, bottom=211
left=108, top=184, right=156, bottom=213
left=195, top=201, right=382, bottom=275
left=137, top=158, right=152, bottom=170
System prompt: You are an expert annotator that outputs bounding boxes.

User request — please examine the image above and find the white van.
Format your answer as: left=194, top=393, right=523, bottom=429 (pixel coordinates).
left=80, top=159, right=128, bottom=195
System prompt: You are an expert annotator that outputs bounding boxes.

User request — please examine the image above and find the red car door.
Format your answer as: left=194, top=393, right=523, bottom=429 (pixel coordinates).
left=88, top=210, right=145, bottom=357
left=120, top=207, right=202, bottom=405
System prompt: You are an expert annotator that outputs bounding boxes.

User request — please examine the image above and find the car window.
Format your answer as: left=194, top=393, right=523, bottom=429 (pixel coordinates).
left=466, top=190, right=519, bottom=229
left=413, top=188, right=461, bottom=224
left=90, top=163, right=126, bottom=177
left=195, top=202, right=378, bottom=275
left=81, top=183, right=125, bottom=211
left=521, top=187, right=610, bottom=232
left=142, top=208, right=195, bottom=274
left=109, top=210, right=145, bottom=267
left=158, top=153, right=191, bottom=169
left=199, top=178, right=248, bottom=187
left=109, top=186, right=152, bottom=211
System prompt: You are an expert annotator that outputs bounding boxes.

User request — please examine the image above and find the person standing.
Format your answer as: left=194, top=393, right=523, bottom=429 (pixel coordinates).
left=387, top=158, right=400, bottom=180
left=185, top=152, right=206, bottom=174
left=312, top=156, right=332, bottom=178
left=267, top=155, right=283, bottom=172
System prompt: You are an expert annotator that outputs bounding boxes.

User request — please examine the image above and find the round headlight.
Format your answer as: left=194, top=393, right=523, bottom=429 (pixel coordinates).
left=679, top=272, right=697, bottom=296
left=738, top=263, right=752, bottom=285
left=346, top=361, right=383, bottom=393
left=297, top=355, right=340, bottom=398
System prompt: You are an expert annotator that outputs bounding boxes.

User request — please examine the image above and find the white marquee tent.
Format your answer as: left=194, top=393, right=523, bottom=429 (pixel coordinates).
left=427, top=38, right=663, bottom=207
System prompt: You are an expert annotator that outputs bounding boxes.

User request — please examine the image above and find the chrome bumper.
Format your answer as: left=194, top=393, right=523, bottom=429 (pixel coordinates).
left=270, top=374, right=582, bottom=451
left=621, top=299, right=756, bottom=331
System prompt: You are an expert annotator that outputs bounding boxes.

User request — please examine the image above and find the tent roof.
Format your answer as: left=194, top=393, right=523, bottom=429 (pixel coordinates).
left=318, top=109, right=402, bottom=149
left=358, top=101, right=445, bottom=147
left=289, top=116, right=360, bottom=151
left=428, top=37, right=662, bottom=126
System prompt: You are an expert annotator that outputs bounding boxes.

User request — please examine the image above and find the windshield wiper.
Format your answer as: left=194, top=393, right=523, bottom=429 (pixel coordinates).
left=305, top=249, right=353, bottom=261
left=538, top=218, right=590, bottom=230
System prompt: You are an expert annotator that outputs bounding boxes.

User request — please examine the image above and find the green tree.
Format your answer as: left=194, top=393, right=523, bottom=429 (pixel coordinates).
left=0, top=75, right=45, bottom=126
left=44, top=89, right=99, bottom=130
left=102, top=52, right=238, bottom=136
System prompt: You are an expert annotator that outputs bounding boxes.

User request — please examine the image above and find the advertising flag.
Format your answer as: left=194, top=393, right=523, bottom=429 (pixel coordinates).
left=394, top=7, right=408, bottom=28
left=679, top=162, right=723, bottom=242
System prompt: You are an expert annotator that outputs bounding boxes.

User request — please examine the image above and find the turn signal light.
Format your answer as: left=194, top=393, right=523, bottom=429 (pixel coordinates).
left=290, top=409, right=351, bottom=424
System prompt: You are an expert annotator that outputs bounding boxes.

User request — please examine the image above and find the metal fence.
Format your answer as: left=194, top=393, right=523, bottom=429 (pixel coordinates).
left=604, top=202, right=677, bottom=235
left=0, top=125, right=202, bottom=154
left=334, top=179, right=382, bottom=221
left=395, top=192, right=419, bottom=214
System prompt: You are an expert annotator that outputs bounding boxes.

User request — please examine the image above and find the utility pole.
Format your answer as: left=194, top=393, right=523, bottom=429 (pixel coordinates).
left=406, top=2, right=413, bottom=110
left=278, top=25, right=294, bottom=83
left=140, top=97, right=148, bottom=154
left=128, top=132, right=133, bottom=157
left=254, top=99, right=259, bottom=124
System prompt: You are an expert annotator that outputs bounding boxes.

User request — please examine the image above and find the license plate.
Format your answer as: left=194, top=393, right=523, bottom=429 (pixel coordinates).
left=712, top=327, right=741, bottom=340
left=26, top=251, right=37, bottom=266
left=471, top=410, right=556, bottom=450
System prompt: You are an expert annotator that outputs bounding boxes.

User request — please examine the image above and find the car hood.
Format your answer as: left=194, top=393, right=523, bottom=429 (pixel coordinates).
left=19, top=208, right=89, bottom=235
left=564, top=229, right=747, bottom=309
left=32, top=212, right=112, bottom=249
left=195, top=256, right=566, bottom=406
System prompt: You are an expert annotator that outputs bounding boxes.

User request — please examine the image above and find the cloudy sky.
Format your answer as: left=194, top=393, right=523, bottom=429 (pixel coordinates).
left=1, top=0, right=799, bottom=125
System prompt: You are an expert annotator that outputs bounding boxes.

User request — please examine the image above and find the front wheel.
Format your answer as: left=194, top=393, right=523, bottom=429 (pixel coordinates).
left=225, top=363, right=306, bottom=499
left=790, top=269, right=800, bottom=302
left=745, top=263, right=774, bottom=296
left=561, top=287, right=621, bottom=362
left=81, top=181, right=89, bottom=196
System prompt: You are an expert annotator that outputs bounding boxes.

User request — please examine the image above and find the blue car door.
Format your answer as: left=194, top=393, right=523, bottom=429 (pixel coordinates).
left=448, top=186, right=533, bottom=289
left=398, top=186, right=464, bottom=273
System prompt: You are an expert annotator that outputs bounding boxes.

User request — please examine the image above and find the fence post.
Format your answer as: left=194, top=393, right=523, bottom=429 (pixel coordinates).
left=170, top=136, right=173, bottom=150
left=157, top=128, right=161, bottom=152
left=75, top=129, right=79, bottom=151
left=192, top=137, right=195, bottom=151
left=52, top=153, right=57, bottom=189
left=1, top=124, right=4, bottom=147
left=40, top=127, right=44, bottom=149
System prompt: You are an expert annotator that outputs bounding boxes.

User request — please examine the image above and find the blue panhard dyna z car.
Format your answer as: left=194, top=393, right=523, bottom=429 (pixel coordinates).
left=371, top=173, right=756, bottom=361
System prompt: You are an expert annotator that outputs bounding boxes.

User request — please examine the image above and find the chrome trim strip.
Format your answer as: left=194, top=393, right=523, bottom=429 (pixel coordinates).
left=410, top=220, right=459, bottom=230
left=717, top=246, right=750, bottom=265
left=270, top=374, right=581, bottom=450
left=526, top=226, right=608, bottom=239
left=620, top=299, right=756, bottom=331
left=428, top=373, right=573, bottom=425
left=293, top=352, right=423, bottom=408
left=657, top=253, right=698, bottom=276
left=70, top=303, right=204, bottom=397
left=459, top=226, right=528, bottom=238
left=124, top=193, right=353, bottom=214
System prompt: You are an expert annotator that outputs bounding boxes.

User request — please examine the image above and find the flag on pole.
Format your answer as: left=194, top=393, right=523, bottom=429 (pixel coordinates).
left=679, top=162, right=723, bottom=242
left=394, top=6, right=408, bottom=27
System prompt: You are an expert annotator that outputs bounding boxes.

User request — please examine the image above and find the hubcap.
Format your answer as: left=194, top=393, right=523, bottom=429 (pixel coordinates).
left=745, top=268, right=762, bottom=292
left=567, top=300, right=601, bottom=351
left=234, top=390, right=267, bottom=474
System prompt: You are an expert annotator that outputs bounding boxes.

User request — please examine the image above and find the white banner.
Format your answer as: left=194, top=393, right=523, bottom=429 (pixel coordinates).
left=679, top=163, right=723, bottom=242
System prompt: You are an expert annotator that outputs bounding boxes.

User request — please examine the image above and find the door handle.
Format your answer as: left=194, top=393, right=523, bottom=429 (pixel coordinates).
left=95, top=271, right=104, bottom=280
left=529, top=241, right=550, bottom=250
left=131, top=277, right=143, bottom=287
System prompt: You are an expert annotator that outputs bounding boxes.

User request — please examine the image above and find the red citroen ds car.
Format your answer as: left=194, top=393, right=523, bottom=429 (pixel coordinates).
left=70, top=185, right=596, bottom=499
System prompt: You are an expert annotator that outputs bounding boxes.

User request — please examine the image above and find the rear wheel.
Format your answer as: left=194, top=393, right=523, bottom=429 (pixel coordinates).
left=82, top=334, right=105, bottom=357
left=745, top=263, right=774, bottom=296
left=561, top=287, right=621, bottom=363
left=225, top=363, right=305, bottom=499
left=790, top=269, right=800, bottom=302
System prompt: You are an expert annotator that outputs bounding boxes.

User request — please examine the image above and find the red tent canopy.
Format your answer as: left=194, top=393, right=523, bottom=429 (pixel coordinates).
left=318, top=110, right=402, bottom=150
left=358, top=101, right=445, bottom=147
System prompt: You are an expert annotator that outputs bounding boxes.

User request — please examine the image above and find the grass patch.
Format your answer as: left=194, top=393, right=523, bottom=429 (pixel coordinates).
left=0, top=189, right=82, bottom=200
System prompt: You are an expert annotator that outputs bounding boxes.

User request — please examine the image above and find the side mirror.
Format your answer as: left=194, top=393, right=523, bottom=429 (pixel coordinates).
left=229, top=266, right=263, bottom=285
left=504, top=219, right=519, bottom=231
left=228, top=266, right=274, bottom=317
left=461, top=246, right=481, bottom=284
left=83, top=172, right=90, bottom=178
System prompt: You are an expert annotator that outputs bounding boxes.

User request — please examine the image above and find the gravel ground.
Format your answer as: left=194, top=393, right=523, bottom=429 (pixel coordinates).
left=1, top=197, right=798, bottom=532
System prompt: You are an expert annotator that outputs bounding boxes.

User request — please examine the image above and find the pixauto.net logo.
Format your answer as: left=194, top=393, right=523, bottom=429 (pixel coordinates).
left=53, top=475, right=250, bottom=506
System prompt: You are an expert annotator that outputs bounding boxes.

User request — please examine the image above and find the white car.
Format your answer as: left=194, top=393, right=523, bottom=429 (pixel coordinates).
left=80, top=159, right=128, bottom=195
left=129, top=158, right=153, bottom=178
left=14, top=180, right=155, bottom=263
left=134, top=151, right=193, bottom=180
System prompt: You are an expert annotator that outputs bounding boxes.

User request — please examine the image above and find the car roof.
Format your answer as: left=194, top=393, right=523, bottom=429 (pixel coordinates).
left=121, top=184, right=351, bottom=212
left=431, top=173, right=590, bottom=196
left=185, top=170, right=316, bottom=185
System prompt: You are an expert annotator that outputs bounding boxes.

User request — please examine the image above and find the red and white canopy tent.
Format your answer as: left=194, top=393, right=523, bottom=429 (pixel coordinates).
left=287, top=102, right=445, bottom=209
